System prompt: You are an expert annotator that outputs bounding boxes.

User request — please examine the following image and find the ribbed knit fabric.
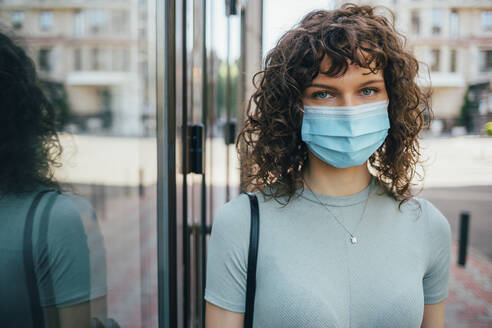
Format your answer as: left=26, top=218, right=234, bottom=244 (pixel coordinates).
left=204, top=176, right=451, bottom=327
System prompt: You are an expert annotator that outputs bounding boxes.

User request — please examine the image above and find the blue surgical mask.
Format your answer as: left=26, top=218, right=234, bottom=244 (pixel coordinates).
left=301, top=99, right=390, bottom=168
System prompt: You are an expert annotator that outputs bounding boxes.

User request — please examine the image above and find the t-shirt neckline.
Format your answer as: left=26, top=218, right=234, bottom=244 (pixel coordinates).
left=296, top=175, right=376, bottom=207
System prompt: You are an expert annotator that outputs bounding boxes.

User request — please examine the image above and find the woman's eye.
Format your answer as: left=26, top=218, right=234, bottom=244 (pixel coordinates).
left=313, top=91, right=331, bottom=99
left=361, top=88, right=379, bottom=96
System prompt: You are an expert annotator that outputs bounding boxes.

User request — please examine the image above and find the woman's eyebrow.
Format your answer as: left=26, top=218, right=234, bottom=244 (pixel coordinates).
left=307, top=79, right=385, bottom=90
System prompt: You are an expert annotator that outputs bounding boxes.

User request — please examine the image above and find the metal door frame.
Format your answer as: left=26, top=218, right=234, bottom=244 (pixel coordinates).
left=157, top=0, right=177, bottom=327
left=156, top=0, right=263, bottom=326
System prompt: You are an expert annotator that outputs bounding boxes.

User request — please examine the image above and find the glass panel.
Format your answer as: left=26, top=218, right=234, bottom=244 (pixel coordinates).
left=431, top=48, right=440, bottom=72
left=40, top=11, right=53, bottom=31
left=0, top=0, right=158, bottom=327
left=479, top=50, right=492, bottom=72
left=411, top=10, right=420, bottom=35
left=202, top=0, right=243, bottom=324
left=205, top=0, right=242, bottom=215
left=12, top=10, right=24, bottom=29
left=431, top=8, right=443, bottom=35
left=450, top=10, right=458, bottom=38
left=450, top=49, right=457, bottom=73
left=185, top=0, right=207, bottom=324
left=481, top=10, right=492, bottom=31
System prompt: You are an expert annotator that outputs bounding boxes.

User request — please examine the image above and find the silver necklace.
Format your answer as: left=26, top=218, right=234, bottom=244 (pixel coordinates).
left=302, top=177, right=372, bottom=245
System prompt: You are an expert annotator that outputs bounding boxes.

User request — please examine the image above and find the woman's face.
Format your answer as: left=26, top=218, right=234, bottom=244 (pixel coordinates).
left=302, top=55, right=388, bottom=107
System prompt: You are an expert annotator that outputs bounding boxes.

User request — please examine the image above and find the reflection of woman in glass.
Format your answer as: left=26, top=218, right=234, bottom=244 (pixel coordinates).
left=0, top=31, right=107, bottom=327
left=205, top=4, right=451, bottom=328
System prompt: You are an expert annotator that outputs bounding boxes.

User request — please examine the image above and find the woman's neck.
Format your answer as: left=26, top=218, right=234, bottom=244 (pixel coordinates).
left=302, top=152, right=372, bottom=197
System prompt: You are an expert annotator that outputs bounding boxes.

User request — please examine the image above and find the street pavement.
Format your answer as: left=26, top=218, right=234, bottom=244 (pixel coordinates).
left=418, top=136, right=492, bottom=327
left=446, top=241, right=492, bottom=327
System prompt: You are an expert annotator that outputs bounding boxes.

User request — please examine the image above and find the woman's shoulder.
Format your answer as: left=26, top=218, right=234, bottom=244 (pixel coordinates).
left=208, top=193, right=254, bottom=262
left=51, top=192, right=95, bottom=219
left=211, top=188, right=294, bottom=234
left=212, top=192, right=252, bottom=229
left=373, top=183, right=447, bottom=221
left=411, top=196, right=451, bottom=240
left=213, top=188, right=274, bottom=218
left=373, top=186, right=450, bottom=233
left=38, top=190, right=97, bottom=239
left=411, top=196, right=446, bottom=220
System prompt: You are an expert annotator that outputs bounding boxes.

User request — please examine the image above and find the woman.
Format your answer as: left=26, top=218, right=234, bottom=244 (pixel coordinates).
left=0, top=31, right=108, bottom=327
left=205, top=3, right=451, bottom=328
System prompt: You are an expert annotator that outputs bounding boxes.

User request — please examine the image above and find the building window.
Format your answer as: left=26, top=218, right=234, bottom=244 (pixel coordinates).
left=112, top=10, right=129, bottom=35
left=430, top=48, right=440, bottom=72
left=74, top=10, right=85, bottom=37
left=482, top=11, right=492, bottom=31
left=11, top=11, right=24, bottom=30
left=411, top=10, right=420, bottom=35
left=88, top=9, right=108, bottom=34
left=431, top=8, right=443, bottom=35
left=40, top=11, right=53, bottom=31
left=450, top=10, right=459, bottom=38
left=38, top=48, right=51, bottom=72
left=91, top=48, right=100, bottom=70
left=112, top=48, right=119, bottom=71
left=479, top=50, right=492, bottom=72
left=450, top=49, right=457, bottom=73
left=74, top=48, right=82, bottom=71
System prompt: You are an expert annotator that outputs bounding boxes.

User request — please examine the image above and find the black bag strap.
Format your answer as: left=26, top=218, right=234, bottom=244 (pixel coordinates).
left=23, top=189, right=58, bottom=328
left=23, top=189, right=120, bottom=328
left=23, top=190, right=52, bottom=326
left=244, top=192, right=259, bottom=328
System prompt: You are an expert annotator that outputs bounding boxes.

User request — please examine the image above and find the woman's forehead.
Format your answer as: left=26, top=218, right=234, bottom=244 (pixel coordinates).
left=314, top=55, right=383, bottom=83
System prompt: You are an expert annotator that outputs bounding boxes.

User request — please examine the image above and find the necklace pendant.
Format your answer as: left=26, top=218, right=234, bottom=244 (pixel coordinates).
left=350, top=236, right=357, bottom=244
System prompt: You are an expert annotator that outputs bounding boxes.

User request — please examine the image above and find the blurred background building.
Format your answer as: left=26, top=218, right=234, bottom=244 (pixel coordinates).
left=0, top=0, right=152, bottom=136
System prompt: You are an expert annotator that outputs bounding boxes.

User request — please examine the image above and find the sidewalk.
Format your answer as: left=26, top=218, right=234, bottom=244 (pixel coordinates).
left=446, top=240, right=492, bottom=327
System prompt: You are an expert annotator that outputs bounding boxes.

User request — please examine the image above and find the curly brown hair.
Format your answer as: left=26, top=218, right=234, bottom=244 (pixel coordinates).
left=0, top=30, right=63, bottom=195
left=236, top=3, right=432, bottom=207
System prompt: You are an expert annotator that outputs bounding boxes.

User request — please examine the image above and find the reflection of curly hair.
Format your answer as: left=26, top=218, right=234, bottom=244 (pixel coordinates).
left=236, top=3, right=432, bottom=207
left=0, top=31, right=62, bottom=194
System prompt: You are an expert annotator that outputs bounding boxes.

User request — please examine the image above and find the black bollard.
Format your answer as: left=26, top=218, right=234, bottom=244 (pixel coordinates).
left=139, top=168, right=145, bottom=198
left=458, top=212, right=470, bottom=267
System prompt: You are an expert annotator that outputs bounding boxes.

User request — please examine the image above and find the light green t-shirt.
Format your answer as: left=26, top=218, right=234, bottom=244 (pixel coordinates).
left=204, top=176, right=451, bottom=327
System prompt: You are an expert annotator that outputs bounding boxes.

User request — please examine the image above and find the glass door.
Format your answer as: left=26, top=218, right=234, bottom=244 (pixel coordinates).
left=0, top=0, right=160, bottom=326
left=179, top=0, right=245, bottom=327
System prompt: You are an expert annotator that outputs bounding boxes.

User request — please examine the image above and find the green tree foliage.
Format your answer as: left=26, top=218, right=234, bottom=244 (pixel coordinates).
left=216, top=60, right=239, bottom=119
left=485, top=121, right=492, bottom=136
left=458, top=88, right=475, bottom=132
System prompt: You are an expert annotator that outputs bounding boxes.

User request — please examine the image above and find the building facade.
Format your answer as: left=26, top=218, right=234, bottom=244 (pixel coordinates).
left=0, top=0, right=149, bottom=136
